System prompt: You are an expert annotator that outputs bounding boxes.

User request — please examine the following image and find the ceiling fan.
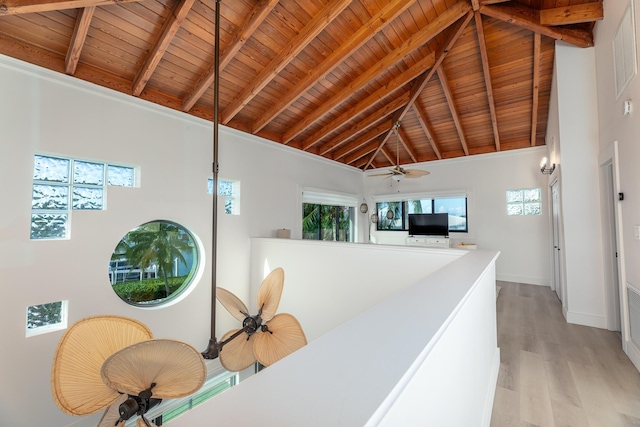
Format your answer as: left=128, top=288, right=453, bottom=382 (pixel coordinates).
left=51, top=315, right=206, bottom=427
left=215, top=267, right=307, bottom=372
left=368, top=121, right=430, bottom=180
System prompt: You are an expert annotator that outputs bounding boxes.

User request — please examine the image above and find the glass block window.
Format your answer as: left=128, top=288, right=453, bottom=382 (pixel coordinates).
left=506, top=188, right=542, bottom=216
left=31, top=154, right=136, bottom=239
left=26, top=300, right=68, bottom=337
left=208, top=178, right=240, bottom=215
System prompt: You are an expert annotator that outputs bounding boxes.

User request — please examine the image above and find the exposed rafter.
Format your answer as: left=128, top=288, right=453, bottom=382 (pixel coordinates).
left=132, top=0, right=195, bottom=97
left=364, top=11, right=473, bottom=170
left=540, top=2, right=604, bottom=26
left=531, top=32, right=541, bottom=147
left=181, top=0, right=279, bottom=112
left=65, top=6, right=94, bottom=75
left=437, top=66, right=469, bottom=156
left=474, top=11, right=500, bottom=152
left=0, top=0, right=141, bottom=15
left=251, top=0, right=416, bottom=134
left=413, top=103, right=441, bottom=160
left=480, top=2, right=594, bottom=48
left=307, top=51, right=437, bottom=153
left=220, top=0, right=352, bottom=125
left=283, top=0, right=472, bottom=145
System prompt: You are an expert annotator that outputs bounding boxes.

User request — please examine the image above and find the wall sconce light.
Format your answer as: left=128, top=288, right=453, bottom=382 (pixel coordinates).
left=540, top=157, right=555, bottom=175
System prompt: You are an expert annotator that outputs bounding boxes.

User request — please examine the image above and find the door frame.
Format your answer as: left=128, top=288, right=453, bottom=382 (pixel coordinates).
left=599, top=141, right=628, bottom=347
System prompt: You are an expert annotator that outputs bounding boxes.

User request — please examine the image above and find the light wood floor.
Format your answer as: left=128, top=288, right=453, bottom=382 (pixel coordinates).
left=490, top=282, right=640, bottom=427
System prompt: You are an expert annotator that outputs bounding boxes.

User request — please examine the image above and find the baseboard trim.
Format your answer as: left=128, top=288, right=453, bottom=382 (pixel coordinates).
left=626, top=340, right=640, bottom=373
left=482, top=347, right=501, bottom=427
left=496, top=274, right=549, bottom=286
left=566, top=310, right=607, bottom=329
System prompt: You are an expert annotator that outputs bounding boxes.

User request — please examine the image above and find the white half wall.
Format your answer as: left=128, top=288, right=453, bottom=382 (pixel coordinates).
left=180, top=243, right=500, bottom=426
left=364, top=147, right=551, bottom=286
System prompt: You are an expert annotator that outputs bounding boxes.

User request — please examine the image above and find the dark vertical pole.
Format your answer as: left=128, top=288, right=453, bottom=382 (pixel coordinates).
left=202, top=0, right=221, bottom=359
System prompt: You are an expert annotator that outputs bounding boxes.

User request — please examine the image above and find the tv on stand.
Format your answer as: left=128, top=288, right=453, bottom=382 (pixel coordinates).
left=408, top=213, right=449, bottom=237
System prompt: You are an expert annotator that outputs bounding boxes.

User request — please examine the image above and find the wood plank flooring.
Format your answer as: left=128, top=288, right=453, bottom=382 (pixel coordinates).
left=490, top=281, right=640, bottom=427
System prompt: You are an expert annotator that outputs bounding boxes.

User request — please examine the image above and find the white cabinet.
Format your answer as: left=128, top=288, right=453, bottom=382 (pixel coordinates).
left=406, top=236, right=450, bottom=248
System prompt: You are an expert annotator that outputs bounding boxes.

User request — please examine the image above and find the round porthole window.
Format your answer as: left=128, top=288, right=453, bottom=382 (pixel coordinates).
left=109, top=220, right=199, bottom=307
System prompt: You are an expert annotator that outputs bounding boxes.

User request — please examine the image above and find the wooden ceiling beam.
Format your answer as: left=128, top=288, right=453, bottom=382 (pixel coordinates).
left=540, top=3, right=603, bottom=27
left=251, top=0, right=416, bottom=134
left=0, top=0, right=141, bottom=15
left=474, top=11, right=500, bottom=152
left=181, top=0, right=279, bottom=112
left=304, top=51, right=436, bottom=152
left=479, top=2, right=594, bottom=48
left=132, top=0, right=195, bottom=97
left=437, top=66, right=469, bottom=156
left=283, top=0, right=472, bottom=145
left=531, top=32, right=540, bottom=147
left=65, top=6, right=94, bottom=75
left=333, top=120, right=393, bottom=161
left=364, top=11, right=473, bottom=169
left=398, top=128, right=418, bottom=163
left=220, top=0, right=352, bottom=124
left=380, top=146, right=395, bottom=166
left=343, top=138, right=383, bottom=166
left=317, top=91, right=410, bottom=156
left=412, top=104, right=441, bottom=160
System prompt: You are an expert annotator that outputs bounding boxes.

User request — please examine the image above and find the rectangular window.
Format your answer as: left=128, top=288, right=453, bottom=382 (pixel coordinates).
left=302, top=203, right=354, bottom=242
left=26, top=300, right=68, bottom=337
left=506, top=188, right=541, bottom=216
left=31, top=155, right=135, bottom=239
left=208, top=178, right=241, bottom=215
left=151, top=371, right=238, bottom=424
left=376, top=196, right=468, bottom=233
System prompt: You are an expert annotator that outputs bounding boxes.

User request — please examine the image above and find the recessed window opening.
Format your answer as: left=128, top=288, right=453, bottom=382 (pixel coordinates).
left=26, top=300, right=68, bottom=337
left=31, top=154, right=135, bottom=240
left=375, top=196, right=468, bottom=233
left=506, top=188, right=542, bottom=216
left=109, top=220, right=199, bottom=307
left=208, top=178, right=240, bottom=215
left=301, top=188, right=358, bottom=242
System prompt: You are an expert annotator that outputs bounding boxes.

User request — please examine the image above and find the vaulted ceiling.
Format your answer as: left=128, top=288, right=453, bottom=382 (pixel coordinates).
left=0, top=0, right=602, bottom=170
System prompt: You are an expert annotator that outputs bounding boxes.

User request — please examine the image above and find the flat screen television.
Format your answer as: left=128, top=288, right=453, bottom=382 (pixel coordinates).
left=408, top=213, right=449, bottom=237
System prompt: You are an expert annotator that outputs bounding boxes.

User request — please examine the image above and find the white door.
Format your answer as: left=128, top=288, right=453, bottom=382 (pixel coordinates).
left=551, top=180, right=564, bottom=305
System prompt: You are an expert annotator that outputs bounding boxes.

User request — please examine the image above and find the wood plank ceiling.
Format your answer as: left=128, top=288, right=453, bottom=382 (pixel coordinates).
left=0, top=0, right=603, bottom=170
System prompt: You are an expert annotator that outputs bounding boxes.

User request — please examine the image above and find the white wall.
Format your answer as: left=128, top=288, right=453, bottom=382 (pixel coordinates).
left=364, top=147, right=551, bottom=286
left=545, top=42, right=607, bottom=328
left=248, top=238, right=463, bottom=341
left=593, top=0, right=640, bottom=367
left=0, top=55, right=363, bottom=427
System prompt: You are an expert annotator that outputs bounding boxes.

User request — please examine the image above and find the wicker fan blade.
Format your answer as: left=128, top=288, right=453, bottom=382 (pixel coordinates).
left=217, top=287, right=249, bottom=322
left=404, top=169, right=430, bottom=177
left=219, top=328, right=257, bottom=372
left=368, top=172, right=393, bottom=177
left=253, top=313, right=307, bottom=367
left=101, top=339, right=206, bottom=399
left=97, top=393, right=128, bottom=427
left=51, top=315, right=153, bottom=416
left=256, top=267, right=284, bottom=321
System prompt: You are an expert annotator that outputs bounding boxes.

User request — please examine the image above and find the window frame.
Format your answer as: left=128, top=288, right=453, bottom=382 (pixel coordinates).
left=374, top=194, right=469, bottom=233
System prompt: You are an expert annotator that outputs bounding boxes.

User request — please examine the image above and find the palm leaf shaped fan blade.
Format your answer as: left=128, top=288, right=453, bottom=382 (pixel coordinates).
left=217, top=267, right=307, bottom=372
left=51, top=315, right=153, bottom=416
left=253, top=313, right=307, bottom=367
left=257, top=266, right=284, bottom=321
left=217, top=287, right=250, bottom=322
left=219, top=328, right=258, bottom=372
